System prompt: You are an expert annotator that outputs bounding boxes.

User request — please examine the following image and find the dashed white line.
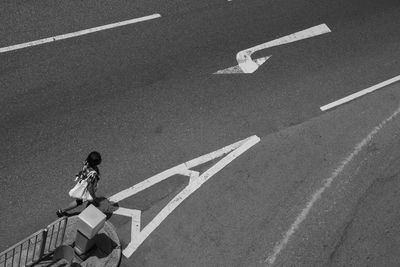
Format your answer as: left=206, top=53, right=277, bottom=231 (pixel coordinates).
left=320, top=75, right=400, bottom=111
left=265, top=105, right=400, bottom=266
left=0, top=13, right=161, bottom=54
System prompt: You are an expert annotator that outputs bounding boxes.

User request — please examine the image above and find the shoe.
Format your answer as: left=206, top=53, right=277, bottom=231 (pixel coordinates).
left=56, top=209, right=64, bottom=217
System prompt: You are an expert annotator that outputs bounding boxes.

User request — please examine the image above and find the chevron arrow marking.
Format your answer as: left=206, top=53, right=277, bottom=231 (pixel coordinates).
left=107, top=135, right=260, bottom=258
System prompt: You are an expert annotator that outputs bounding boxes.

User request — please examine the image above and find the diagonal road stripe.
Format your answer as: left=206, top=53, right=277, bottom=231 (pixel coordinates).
left=0, top=13, right=161, bottom=54
left=320, top=75, right=400, bottom=111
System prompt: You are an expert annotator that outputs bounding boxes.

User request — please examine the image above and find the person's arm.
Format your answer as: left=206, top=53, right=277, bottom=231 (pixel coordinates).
left=87, top=174, right=98, bottom=199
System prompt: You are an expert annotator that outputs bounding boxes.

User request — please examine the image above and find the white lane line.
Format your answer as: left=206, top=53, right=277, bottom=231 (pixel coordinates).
left=320, top=75, right=400, bottom=111
left=265, top=105, right=400, bottom=266
left=0, top=13, right=161, bottom=54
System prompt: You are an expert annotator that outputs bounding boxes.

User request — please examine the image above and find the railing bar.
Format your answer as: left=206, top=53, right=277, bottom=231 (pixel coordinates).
left=0, top=217, right=70, bottom=266
left=60, top=218, right=68, bottom=245
left=38, top=229, right=47, bottom=263
left=45, top=227, right=50, bottom=253
left=17, top=244, right=22, bottom=267
left=44, top=227, right=49, bottom=252
left=11, top=248, right=15, bottom=267
left=55, top=220, right=61, bottom=247
left=0, top=229, right=45, bottom=263
left=49, top=224, right=55, bottom=252
left=25, top=239, right=30, bottom=265
left=46, top=226, right=51, bottom=252
left=32, top=235, right=38, bottom=262
left=0, top=229, right=45, bottom=256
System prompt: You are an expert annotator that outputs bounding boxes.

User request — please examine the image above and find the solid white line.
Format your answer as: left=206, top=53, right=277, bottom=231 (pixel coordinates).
left=0, top=13, right=161, bottom=54
left=265, top=105, right=400, bottom=266
left=320, top=75, right=400, bottom=111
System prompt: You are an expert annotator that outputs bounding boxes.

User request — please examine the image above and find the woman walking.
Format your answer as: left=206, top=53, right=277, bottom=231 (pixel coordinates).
left=56, top=151, right=102, bottom=217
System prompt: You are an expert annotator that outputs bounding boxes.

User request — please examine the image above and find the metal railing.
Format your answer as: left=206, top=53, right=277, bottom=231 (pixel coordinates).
left=0, top=217, right=68, bottom=267
left=44, top=217, right=68, bottom=255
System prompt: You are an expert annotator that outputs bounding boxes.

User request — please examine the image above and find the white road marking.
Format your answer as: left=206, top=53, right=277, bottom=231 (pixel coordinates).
left=108, top=164, right=186, bottom=203
left=0, top=13, right=161, bottom=54
left=107, top=135, right=260, bottom=258
left=264, top=105, right=400, bottom=266
left=113, top=207, right=140, bottom=217
left=108, top=135, right=254, bottom=203
left=214, top=23, right=331, bottom=74
left=215, top=56, right=271, bottom=74
left=320, top=75, right=400, bottom=111
left=113, top=207, right=142, bottom=251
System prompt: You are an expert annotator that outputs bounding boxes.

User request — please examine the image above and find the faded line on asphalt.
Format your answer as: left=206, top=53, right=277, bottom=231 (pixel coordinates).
left=320, top=74, right=400, bottom=111
left=0, top=13, right=161, bottom=54
left=265, top=104, right=400, bottom=266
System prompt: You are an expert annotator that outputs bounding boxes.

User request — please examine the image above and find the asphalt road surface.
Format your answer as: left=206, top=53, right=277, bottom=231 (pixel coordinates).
left=1, top=0, right=400, bottom=265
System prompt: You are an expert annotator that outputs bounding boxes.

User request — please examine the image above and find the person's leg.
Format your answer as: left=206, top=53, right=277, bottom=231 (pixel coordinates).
left=57, top=199, right=83, bottom=216
left=63, top=199, right=83, bottom=212
left=85, top=197, right=98, bottom=208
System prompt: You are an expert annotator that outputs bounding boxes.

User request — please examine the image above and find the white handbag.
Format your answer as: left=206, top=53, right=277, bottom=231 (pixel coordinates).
left=68, top=178, right=93, bottom=201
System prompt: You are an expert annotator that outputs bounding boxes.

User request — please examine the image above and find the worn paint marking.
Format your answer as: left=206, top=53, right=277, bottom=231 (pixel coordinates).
left=265, top=105, right=400, bottom=266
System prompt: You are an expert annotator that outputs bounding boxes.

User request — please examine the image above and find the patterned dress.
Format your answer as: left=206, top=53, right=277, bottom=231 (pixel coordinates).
left=75, top=163, right=100, bottom=200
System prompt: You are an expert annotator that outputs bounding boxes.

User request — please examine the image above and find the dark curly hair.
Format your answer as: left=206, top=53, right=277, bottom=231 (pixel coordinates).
left=86, top=151, right=102, bottom=167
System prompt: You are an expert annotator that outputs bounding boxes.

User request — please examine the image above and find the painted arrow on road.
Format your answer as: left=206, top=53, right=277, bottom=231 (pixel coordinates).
left=107, top=135, right=260, bottom=258
left=214, top=23, right=331, bottom=74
